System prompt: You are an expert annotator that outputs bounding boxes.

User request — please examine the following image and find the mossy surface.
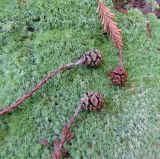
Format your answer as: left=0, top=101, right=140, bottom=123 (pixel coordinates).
left=0, top=0, right=160, bottom=159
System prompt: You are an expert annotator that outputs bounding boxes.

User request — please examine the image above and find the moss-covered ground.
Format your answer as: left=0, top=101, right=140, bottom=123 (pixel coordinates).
left=0, top=0, right=160, bottom=158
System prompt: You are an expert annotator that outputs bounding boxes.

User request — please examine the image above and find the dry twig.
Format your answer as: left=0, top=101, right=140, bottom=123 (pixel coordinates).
left=0, top=50, right=103, bottom=116
left=146, top=20, right=152, bottom=38
left=52, top=92, right=104, bottom=159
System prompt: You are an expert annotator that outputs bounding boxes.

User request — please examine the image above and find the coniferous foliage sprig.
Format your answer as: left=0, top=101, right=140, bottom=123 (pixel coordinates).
left=97, top=0, right=128, bottom=86
left=97, top=0, right=123, bottom=50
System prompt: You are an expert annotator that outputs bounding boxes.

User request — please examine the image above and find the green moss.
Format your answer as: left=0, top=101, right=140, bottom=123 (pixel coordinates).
left=0, top=0, right=160, bottom=159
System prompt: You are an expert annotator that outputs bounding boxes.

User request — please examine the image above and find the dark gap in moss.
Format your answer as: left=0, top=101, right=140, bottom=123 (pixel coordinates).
left=87, top=142, right=92, bottom=149
left=27, top=26, right=35, bottom=32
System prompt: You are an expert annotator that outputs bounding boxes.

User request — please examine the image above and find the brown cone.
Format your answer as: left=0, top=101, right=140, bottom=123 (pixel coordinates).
left=82, top=49, right=103, bottom=67
left=80, top=92, right=104, bottom=111
left=109, top=66, right=128, bottom=86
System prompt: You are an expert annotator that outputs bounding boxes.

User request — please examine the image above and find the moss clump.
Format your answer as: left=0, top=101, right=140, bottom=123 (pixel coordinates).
left=0, top=0, right=160, bottom=158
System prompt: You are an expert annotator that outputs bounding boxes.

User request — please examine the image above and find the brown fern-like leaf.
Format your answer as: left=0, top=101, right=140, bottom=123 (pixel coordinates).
left=98, top=0, right=123, bottom=49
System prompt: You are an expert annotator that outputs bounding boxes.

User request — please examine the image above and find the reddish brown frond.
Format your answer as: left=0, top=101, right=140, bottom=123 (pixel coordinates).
left=98, top=0, right=123, bottom=49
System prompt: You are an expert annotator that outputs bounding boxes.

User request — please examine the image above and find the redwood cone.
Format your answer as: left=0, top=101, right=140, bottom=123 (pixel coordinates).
left=80, top=92, right=104, bottom=111
left=109, top=66, right=128, bottom=86
left=82, top=49, right=103, bottom=67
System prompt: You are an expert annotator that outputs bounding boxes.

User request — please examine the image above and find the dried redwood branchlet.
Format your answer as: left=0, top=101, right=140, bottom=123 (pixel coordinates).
left=97, top=0, right=123, bottom=49
left=0, top=50, right=103, bottom=116
left=52, top=92, right=105, bottom=159
left=97, top=0, right=128, bottom=86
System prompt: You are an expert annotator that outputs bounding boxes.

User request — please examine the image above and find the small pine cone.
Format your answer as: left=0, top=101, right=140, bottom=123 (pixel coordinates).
left=109, top=66, right=128, bottom=86
left=82, top=49, right=103, bottom=67
left=80, top=92, right=104, bottom=111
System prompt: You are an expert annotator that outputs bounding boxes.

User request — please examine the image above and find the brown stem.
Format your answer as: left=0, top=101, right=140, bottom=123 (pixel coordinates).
left=0, top=60, right=83, bottom=116
left=119, top=49, right=124, bottom=66
left=66, top=105, right=82, bottom=129
left=146, top=20, right=152, bottom=38
left=52, top=105, right=83, bottom=159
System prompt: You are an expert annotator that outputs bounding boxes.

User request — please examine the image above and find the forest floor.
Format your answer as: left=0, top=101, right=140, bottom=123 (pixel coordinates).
left=0, top=0, right=160, bottom=159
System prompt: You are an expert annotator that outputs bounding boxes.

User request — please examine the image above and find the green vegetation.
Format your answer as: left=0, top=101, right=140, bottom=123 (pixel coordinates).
left=0, top=0, right=160, bottom=158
